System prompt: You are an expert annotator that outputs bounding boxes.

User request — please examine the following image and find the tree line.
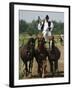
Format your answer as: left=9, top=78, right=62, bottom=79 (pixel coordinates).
left=19, top=20, right=64, bottom=35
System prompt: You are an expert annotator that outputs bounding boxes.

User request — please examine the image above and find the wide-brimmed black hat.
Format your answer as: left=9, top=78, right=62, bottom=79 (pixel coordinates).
left=46, top=15, right=49, bottom=20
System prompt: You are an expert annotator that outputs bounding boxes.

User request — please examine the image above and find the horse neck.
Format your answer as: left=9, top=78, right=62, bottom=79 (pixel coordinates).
left=38, top=44, right=45, bottom=51
left=52, top=40, right=55, bottom=50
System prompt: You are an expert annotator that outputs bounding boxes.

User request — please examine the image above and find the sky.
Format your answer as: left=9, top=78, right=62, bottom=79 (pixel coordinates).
left=19, top=10, right=64, bottom=23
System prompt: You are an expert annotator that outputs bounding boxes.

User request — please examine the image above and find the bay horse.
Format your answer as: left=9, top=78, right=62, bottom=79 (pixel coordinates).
left=47, top=36, right=61, bottom=75
left=20, top=37, right=36, bottom=76
left=35, top=36, right=48, bottom=77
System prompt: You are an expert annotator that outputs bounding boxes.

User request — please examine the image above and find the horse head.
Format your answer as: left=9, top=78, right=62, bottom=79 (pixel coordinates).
left=37, top=36, right=46, bottom=51
left=27, top=37, right=36, bottom=50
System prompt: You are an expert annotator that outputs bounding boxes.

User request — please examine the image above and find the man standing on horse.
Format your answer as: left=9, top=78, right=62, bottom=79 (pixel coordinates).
left=37, top=15, right=54, bottom=49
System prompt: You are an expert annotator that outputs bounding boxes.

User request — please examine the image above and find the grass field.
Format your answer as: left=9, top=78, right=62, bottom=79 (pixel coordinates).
left=19, top=33, right=64, bottom=79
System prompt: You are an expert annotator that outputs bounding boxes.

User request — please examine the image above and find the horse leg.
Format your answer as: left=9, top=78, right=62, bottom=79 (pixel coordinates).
left=38, top=64, right=40, bottom=74
left=44, top=59, right=47, bottom=74
left=38, top=62, right=42, bottom=77
left=23, top=62, right=26, bottom=77
left=29, top=60, right=33, bottom=73
left=42, top=61, right=44, bottom=78
left=55, top=60, right=58, bottom=73
left=49, top=60, right=53, bottom=75
left=29, top=61, right=31, bottom=73
left=25, top=62, right=28, bottom=76
left=49, top=41, right=50, bottom=49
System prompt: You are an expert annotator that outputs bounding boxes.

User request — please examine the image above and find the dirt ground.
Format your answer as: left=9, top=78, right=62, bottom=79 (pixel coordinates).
left=19, top=45, right=64, bottom=79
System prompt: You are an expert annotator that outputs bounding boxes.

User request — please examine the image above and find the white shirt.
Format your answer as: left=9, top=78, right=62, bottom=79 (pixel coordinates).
left=42, top=20, right=54, bottom=37
left=38, top=22, right=41, bottom=30
left=50, top=21, right=54, bottom=31
left=43, top=20, right=48, bottom=31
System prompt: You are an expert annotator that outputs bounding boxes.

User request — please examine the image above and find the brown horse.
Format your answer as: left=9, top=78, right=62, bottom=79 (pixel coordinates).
left=47, top=36, right=61, bottom=75
left=20, top=38, right=36, bottom=76
left=35, top=36, right=48, bottom=77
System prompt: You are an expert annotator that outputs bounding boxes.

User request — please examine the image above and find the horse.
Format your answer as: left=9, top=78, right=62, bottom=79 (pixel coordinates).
left=20, top=37, right=36, bottom=76
left=37, top=15, right=54, bottom=49
left=35, top=36, right=48, bottom=77
left=47, top=36, right=61, bottom=75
